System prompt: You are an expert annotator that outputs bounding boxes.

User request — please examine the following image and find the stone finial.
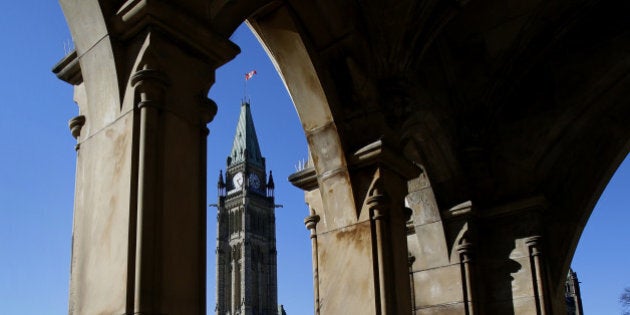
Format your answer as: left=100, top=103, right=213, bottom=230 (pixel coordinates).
left=218, top=170, right=225, bottom=188
left=267, top=170, right=275, bottom=189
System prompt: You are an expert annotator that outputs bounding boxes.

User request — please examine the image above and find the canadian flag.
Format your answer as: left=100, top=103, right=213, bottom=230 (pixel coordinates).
left=245, top=70, right=257, bottom=80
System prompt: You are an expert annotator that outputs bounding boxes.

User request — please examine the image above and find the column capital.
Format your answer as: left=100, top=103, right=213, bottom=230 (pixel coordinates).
left=304, top=214, right=320, bottom=231
left=131, top=66, right=169, bottom=111
left=408, top=255, right=416, bottom=267
left=128, top=32, right=223, bottom=128
left=131, top=67, right=170, bottom=90
left=525, top=235, right=543, bottom=247
left=112, top=0, right=240, bottom=68
left=68, top=115, right=86, bottom=140
left=350, top=139, right=421, bottom=180
left=456, top=240, right=474, bottom=255
left=366, top=178, right=391, bottom=215
left=525, top=235, right=544, bottom=256
left=199, top=97, right=218, bottom=125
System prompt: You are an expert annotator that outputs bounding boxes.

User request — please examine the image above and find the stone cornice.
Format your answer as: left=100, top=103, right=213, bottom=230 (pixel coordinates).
left=441, top=200, right=475, bottom=222
left=442, top=195, right=548, bottom=221
left=288, top=167, right=318, bottom=191
left=112, top=0, right=240, bottom=67
left=349, top=139, right=421, bottom=180
left=52, top=50, right=82, bottom=85
left=290, top=140, right=422, bottom=192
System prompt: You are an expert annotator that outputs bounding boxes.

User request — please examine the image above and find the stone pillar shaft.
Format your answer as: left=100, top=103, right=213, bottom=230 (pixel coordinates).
left=368, top=189, right=394, bottom=315
left=457, top=241, right=476, bottom=315
left=56, top=16, right=232, bottom=311
left=361, top=153, right=416, bottom=315
left=305, top=213, right=321, bottom=315
left=131, top=68, right=168, bottom=312
left=292, top=140, right=419, bottom=315
left=526, top=236, right=549, bottom=315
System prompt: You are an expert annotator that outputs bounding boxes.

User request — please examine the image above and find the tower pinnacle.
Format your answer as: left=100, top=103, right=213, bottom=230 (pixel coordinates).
left=228, top=101, right=264, bottom=168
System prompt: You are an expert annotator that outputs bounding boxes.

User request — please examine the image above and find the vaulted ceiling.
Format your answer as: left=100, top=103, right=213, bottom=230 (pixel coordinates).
left=243, top=0, right=630, bottom=216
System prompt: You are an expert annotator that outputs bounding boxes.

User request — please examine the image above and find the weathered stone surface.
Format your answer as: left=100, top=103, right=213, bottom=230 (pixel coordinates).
left=68, top=113, right=133, bottom=314
left=57, top=0, right=630, bottom=314
left=412, top=264, right=463, bottom=308
left=316, top=220, right=376, bottom=315
left=414, top=303, right=466, bottom=315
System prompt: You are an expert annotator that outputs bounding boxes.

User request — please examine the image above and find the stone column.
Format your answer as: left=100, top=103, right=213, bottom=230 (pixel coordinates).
left=366, top=175, right=397, bottom=315
left=290, top=139, right=419, bottom=315
left=525, top=236, right=549, bottom=315
left=358, top=141, right=419, bottom=315
left=129, top=63, right=169, bottom=313
left=457, top=238, right=477, bottom=315
left=304, top=213, right=320, bottom=315
left=128, top=34, right=224, bottom=314
left=54, top=2, right=239, bottom=313
left=477, top=196, right=553, bottom=314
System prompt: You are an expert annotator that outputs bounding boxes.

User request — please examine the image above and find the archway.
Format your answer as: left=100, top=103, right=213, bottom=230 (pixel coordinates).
left=205, top=23, right=313, bottom=313
left=571, top=154, right=630, bottom=313
left=55, top=1, right=630, bottom=314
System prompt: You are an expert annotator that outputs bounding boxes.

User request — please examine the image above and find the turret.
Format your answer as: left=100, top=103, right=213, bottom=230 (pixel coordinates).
left=217, top=170, right=226, bottom=197
left=267, top=170, right=275, bottom=197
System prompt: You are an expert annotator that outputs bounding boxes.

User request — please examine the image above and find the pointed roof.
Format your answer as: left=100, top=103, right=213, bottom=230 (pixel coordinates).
left=267, top=171, right=275, bottom=189
left=217, top=170, right=225, bottom=188
left=229, top=101, right=264, bottom=168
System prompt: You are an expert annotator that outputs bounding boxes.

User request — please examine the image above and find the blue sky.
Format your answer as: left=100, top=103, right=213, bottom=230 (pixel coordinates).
left=0, top=2, right=627, bottom=314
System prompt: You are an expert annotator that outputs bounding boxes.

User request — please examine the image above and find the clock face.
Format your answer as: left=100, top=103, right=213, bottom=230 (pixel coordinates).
left=232, top=172, right=244, bottom=189
left=249, top=173, right=261, bottom=189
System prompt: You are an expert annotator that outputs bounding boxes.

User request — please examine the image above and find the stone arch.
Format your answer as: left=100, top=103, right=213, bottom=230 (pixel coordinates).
left=246, top=7, right=360, bottom=227
left=56, top=1, right=630, bottom=314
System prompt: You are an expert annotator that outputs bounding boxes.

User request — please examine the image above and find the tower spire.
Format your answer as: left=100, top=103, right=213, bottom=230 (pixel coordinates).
left=228, top=101, right=264, bottom=168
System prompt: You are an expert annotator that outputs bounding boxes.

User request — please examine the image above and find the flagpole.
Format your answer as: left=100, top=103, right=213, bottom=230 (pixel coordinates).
left=243, top=70, right=256, bottom=104
left=243, top=75, right=247, bottom=103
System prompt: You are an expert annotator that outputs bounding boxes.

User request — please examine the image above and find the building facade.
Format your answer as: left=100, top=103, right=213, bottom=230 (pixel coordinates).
left=215, top=101, right=279, bottom=315
left=565, top=269, right=584, bottom=315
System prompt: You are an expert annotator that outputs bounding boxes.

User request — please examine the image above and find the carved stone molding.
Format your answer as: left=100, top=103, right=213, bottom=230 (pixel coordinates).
left=304, top=214, right=320, bottom=232
left=112, top=0, right=240, bottom=68
left=52, top=50, right=82, bottom=85
left=288, top=166, right=318, bottom=191
left=367, top=177, right=391, bottom=218
left=130, top=67, right=170, bottom=109
left=198, top=96, right=218, bottom=126
left=68, top=115, right=86, bottom=139
left=350, top=139, right=420, bottom=180
left=442, top=200, right=475, bottom=221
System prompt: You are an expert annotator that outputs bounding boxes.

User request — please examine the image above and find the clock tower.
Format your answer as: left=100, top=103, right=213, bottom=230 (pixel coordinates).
left=215, top=101, right=279, bottom=315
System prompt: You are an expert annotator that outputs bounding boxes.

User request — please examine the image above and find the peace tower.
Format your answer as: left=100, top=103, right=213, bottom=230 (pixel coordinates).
left=215, top=101, right=284, bottom=315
